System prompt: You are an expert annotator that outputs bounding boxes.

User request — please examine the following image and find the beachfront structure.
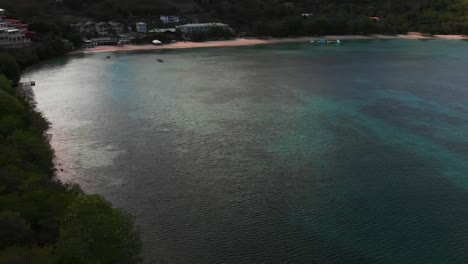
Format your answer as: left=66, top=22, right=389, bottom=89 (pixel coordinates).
left=71, top=21, right=125, bottom=35
left=118, top=34, right=130, bottom=44
left=136, top=22, right=147, bottom=33
left=88, top=37, right=118, bottom=46
left=149, top=28, right=176, bottom=34
left=0, top=27, right=31, bottom=47
left=0, top=9, right=5, bottom=15
left=177, top=23, right=229, bottom=35
left=160, top=15, right=180, bottom=24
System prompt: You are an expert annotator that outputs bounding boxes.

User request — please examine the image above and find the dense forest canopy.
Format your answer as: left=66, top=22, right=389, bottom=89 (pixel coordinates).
left=1, top=0, right=467, bottom=34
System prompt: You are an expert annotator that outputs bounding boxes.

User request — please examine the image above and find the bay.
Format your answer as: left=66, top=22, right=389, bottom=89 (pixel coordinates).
left=24, top=40, right=468, bottom=264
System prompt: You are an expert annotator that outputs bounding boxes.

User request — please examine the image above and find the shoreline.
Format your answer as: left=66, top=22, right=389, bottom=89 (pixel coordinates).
left=72, top=34, right=468, bottom=54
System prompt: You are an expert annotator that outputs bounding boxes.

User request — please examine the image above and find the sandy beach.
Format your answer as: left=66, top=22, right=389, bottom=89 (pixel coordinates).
left=72, top=34, right=467, bottom=54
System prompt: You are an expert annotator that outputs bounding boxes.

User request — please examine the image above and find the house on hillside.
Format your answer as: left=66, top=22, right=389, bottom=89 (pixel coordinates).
left=82, top=21, right=96, bottom=34
left=0, top=15, right=34, bottom=47
left=16, top=23, right=28, bottom=33
left=0, top=8, right=5, bottom=15
left=109, top=21, right=124, bottom=34
left=3, top=18, right=21, bottom=27
left=177, top=23, right=229, bottom=35
left=95, top=22, right=110, bottom=36
left=0, top=27, right=31, bottom=47
left=0, top=16, right=8, bottom=28
left=160, top=15, right=180, bottom=24
left=136, top=22, right=147, bottom=33
left=72, top=21, right=126, bottom=36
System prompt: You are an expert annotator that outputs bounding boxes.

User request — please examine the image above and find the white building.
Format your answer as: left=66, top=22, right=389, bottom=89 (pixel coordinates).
left=177, top=23, right=229, bottom=35
left=160, top=15, right=180, bottom=24
left=135, top=22, right=147, bottom=33
left=0, top=9, right=5, bottom=15
left=0, top=27, right=30, bottom=47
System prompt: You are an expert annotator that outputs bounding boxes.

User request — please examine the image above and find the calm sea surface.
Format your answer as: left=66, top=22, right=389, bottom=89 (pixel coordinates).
left=24, top=40, right=468, bottom=263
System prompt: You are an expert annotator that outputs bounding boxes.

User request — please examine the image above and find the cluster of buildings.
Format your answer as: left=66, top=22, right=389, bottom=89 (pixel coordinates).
left=72, top=15, right=184, bottom=36
left=139, top=21, right=230, bottom=36
left=0, top=12, right=32, bottom=48
left=72, top=13, right=231, bottom=47
left=71, top=21, right=125, bottom=36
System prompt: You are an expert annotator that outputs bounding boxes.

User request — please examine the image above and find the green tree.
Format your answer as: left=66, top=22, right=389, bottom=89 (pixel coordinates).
left=0, top=53, right=21, bottom=86
left=57, top=195, right=142, bottom=264
left=0, top=246, right=57, bottom=264
left=0, top=212, right=32, bottom=249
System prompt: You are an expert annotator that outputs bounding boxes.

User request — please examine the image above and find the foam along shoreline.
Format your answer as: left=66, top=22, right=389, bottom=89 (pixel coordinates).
left=72, top=34, right=468, bottom=54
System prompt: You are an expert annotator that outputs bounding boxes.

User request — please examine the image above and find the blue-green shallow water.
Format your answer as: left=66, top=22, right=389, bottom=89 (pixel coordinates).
left=23, top=40, right=468, bottom=263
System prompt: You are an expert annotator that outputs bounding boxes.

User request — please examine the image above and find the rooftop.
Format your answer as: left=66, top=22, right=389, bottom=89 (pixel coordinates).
left=179, top=23, right=228, bottom=27
left=109, top=21, right=122, bottom=26
left=149, top=28, right=176, bottom=33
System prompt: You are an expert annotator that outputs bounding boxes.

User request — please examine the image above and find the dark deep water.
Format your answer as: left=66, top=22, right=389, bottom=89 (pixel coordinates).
left=24, top=40, right=468, bottom=263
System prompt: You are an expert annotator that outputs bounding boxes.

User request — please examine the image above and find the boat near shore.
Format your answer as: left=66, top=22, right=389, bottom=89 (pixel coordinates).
left=311, top=39, right=341, bottom=44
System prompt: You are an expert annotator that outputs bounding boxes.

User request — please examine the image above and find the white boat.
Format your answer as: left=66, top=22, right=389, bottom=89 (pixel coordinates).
left=152, top=39, right=162, bottom=45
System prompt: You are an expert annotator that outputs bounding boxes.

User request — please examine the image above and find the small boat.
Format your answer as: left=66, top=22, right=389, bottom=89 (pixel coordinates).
left=106, top=56, right=111, bottom=59
left=310, top=39, right=341, bottom=44
left=157, top=58, right=164, bottom=63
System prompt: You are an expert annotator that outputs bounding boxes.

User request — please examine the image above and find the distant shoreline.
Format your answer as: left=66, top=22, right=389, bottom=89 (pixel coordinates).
left=71, top=34, right=468, bottom=54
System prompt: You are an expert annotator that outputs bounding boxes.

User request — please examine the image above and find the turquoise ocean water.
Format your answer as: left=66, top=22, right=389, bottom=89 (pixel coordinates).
left=24, top=40, right=468, bottom=263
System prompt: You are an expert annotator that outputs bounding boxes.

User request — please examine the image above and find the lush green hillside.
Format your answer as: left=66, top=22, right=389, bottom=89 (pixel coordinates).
left=1, top=0, right=467, bottom=35
left=0, top=54, right=141, bottom=264
left=194, top=0, right=468, bottom=35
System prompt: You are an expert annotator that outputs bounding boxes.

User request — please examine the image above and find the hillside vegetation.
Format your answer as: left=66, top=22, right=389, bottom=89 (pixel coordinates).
left=1, top=0, right=467, bottom=35
left=0, top=54, right=142, bottom=264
